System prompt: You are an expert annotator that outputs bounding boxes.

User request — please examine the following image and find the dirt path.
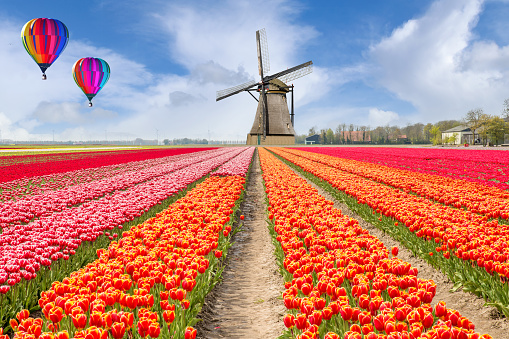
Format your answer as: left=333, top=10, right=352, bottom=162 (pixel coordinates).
left=196, top=149, right=286, bottom=338
left=292, top=167, right=509, bottom=339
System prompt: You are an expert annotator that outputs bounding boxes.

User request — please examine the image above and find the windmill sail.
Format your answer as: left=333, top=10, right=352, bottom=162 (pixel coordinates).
left=216, top=80, right=257, bottom=101
left=278, top=61, right=313, bottom=84
left=256, top=28, right=270, bottom=76
left=265, top=61, right=313, bottom=83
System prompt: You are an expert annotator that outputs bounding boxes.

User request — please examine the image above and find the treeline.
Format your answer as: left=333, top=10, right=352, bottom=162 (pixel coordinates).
left=298, top=99, right=509, bottom=145
left=163, top=138, right=209, bottom=145
left=295, top=120, right=462, bottom=145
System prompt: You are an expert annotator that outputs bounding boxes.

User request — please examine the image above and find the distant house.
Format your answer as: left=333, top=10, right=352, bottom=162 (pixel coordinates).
left=341, top=131, right=371, bottom=143
left=396, top=134, right=409, bottom=143
left=305, top=134, right=320, bottom=145
left=441, top=125, right=474, bottom=145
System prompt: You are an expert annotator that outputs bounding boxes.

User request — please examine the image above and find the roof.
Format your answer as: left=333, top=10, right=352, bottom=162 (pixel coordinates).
left=306, top=134, right=320, bottom=142
left=443, top=125, right=470, bottom=133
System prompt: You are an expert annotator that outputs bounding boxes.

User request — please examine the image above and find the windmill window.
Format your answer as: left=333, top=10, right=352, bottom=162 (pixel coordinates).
left=287, top=123, right=290, bottom=129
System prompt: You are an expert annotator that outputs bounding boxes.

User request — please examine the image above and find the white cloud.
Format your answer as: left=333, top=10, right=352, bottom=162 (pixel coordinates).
left=368, top=0, right=509, bottom=123
left=368, top=108, right=400, bottom=126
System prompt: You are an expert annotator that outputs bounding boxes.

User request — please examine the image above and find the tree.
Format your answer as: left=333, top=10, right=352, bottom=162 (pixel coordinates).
left=465, top=109, right=484, bottom=144
left=371, top=126, right=386, bottom=144
left=423, top=123, right=433, bottom=143
left=360, top=126, right=367, bottom=143
left=390, top=126, right=401, bottom=142
left=478, top=114, right=492, bottom=146
left=320, top=129, right=327, bottom=144
left=326, top=128, right=334, bottom=144
left=436, top=120, right=461, bottom=132
left=163, top=139, right=170, bottom=145
left=430, top=125, right=441, bottom=145
left=335, top=124, right=343, bottom=144
left=308, top=126, right=317, bottom=136
left=447, top=133, right=458, bottom=145
left=487, top=116, right=508, bottom=145
left=348, top=124, right=354, bottom=143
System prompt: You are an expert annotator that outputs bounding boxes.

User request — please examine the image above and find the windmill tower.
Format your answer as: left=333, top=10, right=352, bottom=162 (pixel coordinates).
left=216, top=29, right=313, bottom=145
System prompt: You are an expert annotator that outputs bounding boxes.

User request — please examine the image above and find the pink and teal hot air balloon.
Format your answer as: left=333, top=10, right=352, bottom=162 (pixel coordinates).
left=21, top=18, right=69, bottom=80
left=72, top=57, right=110, bottom=107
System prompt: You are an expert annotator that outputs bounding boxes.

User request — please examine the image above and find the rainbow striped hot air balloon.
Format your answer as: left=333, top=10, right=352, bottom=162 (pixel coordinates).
left=21, top=18, right=69, bottom=80
left=72, top=57, right=110, bottom=107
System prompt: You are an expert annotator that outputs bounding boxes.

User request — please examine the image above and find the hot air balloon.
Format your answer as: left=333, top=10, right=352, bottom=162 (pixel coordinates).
left=21, top=18, right=69, bottom=80
left=72, top=57, right=110, bottom=107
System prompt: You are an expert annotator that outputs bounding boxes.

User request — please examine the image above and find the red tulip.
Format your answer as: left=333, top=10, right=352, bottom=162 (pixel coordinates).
left=71, top=314, right=87, bottom=330
left=391, top=246, right=399, bottom=256
left=294, top=313, right=308, bottom=330
left=110, top=322, right=126, bottom=339
left=184, top=326, right=197, bottom=339
left=148, top=322, right=161, bottom=338
left=283, top=314, right=295, bottom=328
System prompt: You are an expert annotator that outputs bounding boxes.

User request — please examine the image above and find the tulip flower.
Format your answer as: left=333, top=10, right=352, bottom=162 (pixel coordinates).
left=283, top=314, right=295, bottom=328
left=391, top=246, right=399, bottom=257
left=294, top=313, right=308, bottom=330
left=148, top=322, right=161, bottom=338
left=55, top=331, right=69, bottom=339
left=184, top=326, right=197, bottom=339
left=71, top=314, right=87, bottom=330
left=110, top=322, right=126, bottom=339
left=48, top=307, right=65, bottom=324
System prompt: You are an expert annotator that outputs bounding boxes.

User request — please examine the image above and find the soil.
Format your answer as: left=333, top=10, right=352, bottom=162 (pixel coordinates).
left=196, top=149, right=286, bottom=339
left=296, top=169, right=509, bottom=339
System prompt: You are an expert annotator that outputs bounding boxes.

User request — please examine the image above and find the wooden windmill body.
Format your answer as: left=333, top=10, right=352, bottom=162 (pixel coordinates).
left=216, top=29, right=313, bottom=145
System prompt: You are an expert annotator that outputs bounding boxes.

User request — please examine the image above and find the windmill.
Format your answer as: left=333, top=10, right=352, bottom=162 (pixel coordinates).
left=216, top=28, right=313, bottom=145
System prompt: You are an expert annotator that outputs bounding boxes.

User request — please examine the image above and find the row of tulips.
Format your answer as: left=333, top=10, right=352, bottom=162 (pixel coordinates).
left=294, top=148, right=509, bottom=220
left=269, top=147, right=509, bottom=316
left=3, top=172, right=248, bottom=339
left=0, top=148, right=214, bottom=187
left=211, top=147, right=255, bottom=177
left=0, top=147, right=250, bottom=327
left=297, top=147, right=509, bottom=190
left=0, top=149, right=210, bottom=202
left=258, top=148, right=489, bottom=339
left=0, top=148, right=235, bottom=227
left=0, top=147, right=246, bottom=287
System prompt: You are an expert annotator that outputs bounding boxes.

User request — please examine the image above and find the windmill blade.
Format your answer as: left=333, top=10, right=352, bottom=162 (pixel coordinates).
left=216, top=80, right=258, bottom=101
left=260, top=84, right=268, bottom=138
left=256, top=28, right=270, bottom=77
left=278, top=62, right=313, bottom=84
left=265, top=61, right=313, bottom=83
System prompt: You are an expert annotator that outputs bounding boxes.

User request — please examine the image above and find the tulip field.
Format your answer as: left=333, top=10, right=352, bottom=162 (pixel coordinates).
left=1, top=145, right=508, bottom=338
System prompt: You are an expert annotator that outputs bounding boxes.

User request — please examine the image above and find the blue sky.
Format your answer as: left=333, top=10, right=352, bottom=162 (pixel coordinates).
left=1, top=0, right=509, bottom=141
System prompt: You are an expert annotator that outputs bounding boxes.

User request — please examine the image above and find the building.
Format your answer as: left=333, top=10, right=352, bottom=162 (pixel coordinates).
left=441, top=125, right=475, bottom=145
left=305, top=134, right=320, bottom=145
left=340, top=131, right=371, bottom=143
